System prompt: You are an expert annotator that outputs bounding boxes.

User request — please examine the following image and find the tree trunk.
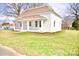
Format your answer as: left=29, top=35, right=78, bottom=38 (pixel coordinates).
left=75, top=15, right=79, bottom=20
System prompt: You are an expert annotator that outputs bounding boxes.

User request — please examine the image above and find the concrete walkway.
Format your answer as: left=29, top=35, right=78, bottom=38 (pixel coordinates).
left=0, top=44, right=23, bottom=56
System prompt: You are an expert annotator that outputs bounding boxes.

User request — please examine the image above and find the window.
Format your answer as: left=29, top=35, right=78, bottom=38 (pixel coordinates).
left=29, top=21, right=31, bottom=27
left=35, top=21, right=38, bottom=27
left=54, top=20, right=55, bottom=27
left=39, top=21, right=41, bottom=27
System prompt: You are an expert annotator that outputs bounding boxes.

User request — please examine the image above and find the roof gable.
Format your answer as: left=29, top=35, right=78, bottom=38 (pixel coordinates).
left=19, top=6, right=61, bottom=18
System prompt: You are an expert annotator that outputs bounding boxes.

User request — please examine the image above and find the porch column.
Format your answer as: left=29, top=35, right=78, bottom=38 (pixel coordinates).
left=27, top=21, right=29, bottom=31
left=14, top=21, right=17, bottom=30
left=21, top=21, right=23, bottom=31
left=14, top=26, right=15, bottom=30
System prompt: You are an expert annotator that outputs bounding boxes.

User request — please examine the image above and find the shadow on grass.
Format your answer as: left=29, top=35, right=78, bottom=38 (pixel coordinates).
left=15, top=30, right=65, bottom=36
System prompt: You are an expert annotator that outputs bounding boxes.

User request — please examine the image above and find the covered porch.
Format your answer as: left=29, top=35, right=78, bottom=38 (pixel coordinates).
left=15, top=15, right=47, bottom=32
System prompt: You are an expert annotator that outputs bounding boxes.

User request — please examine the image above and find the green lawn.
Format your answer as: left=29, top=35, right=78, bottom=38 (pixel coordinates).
left=0, top=30, right=79, bottom=56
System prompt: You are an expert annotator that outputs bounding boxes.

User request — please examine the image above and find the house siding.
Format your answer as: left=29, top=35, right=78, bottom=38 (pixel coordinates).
left=50, top=13, right=62, bottom=32
left=39, top=13, right=52, bottom=32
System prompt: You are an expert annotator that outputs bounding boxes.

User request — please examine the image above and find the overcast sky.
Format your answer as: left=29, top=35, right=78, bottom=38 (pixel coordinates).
left=50, top=3, right=69, bottom=17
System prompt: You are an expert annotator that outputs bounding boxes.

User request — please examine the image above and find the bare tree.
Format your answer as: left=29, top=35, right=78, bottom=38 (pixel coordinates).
left=4, top=3, right=45, bottom=17
left=4, top=3, right=29, bottom=17
left=68, top=3, right=79, bottom=20
left=68, top=3, right=79, bottom=30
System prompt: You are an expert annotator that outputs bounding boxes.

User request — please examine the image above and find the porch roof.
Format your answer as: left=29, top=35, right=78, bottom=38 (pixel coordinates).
left=17, top=15, right=47, bottom=21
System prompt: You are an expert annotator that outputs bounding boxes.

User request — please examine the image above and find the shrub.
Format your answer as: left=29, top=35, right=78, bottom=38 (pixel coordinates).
left=72, top=19, right=79, bottom=30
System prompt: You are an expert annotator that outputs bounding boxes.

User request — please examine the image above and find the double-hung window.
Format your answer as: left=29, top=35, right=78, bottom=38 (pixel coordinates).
left=39, top=21, right=41, bottom=27
left=35, top=21, right=38, bottom=27
left=29, top=21, right=31, bottom=27
left=35, top=21, right=41, bottom=27
left=54, top=20, right=55, bottom=27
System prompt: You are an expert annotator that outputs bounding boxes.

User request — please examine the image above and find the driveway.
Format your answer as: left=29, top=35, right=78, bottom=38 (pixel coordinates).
left=0, top=44, right=23, bottom=56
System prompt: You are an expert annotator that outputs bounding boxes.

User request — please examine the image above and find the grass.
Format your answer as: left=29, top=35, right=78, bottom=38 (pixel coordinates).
left=0, top=30, right=79, bottom=56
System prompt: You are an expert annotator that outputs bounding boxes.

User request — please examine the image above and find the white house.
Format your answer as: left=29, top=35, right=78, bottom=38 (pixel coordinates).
left=14, top=6, right=62, bottom=32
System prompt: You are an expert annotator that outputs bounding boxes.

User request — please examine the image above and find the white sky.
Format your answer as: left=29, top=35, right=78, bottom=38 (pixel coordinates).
left=49, top=3, right=68, bottom=17
left=0, top=15, right=15, bottom=20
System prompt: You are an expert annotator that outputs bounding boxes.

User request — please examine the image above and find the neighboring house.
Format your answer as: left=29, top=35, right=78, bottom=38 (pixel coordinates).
left=2, top=23, right=15, bottom=30
left=0, top=24, right=2, bottom=30
left=14, top=6, right=62, bottom=32
left=62, top=16, right=75, bottom=29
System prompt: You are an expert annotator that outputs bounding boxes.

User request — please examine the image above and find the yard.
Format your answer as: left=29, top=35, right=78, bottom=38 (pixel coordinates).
left=0, top=30, right=79, bottom=56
